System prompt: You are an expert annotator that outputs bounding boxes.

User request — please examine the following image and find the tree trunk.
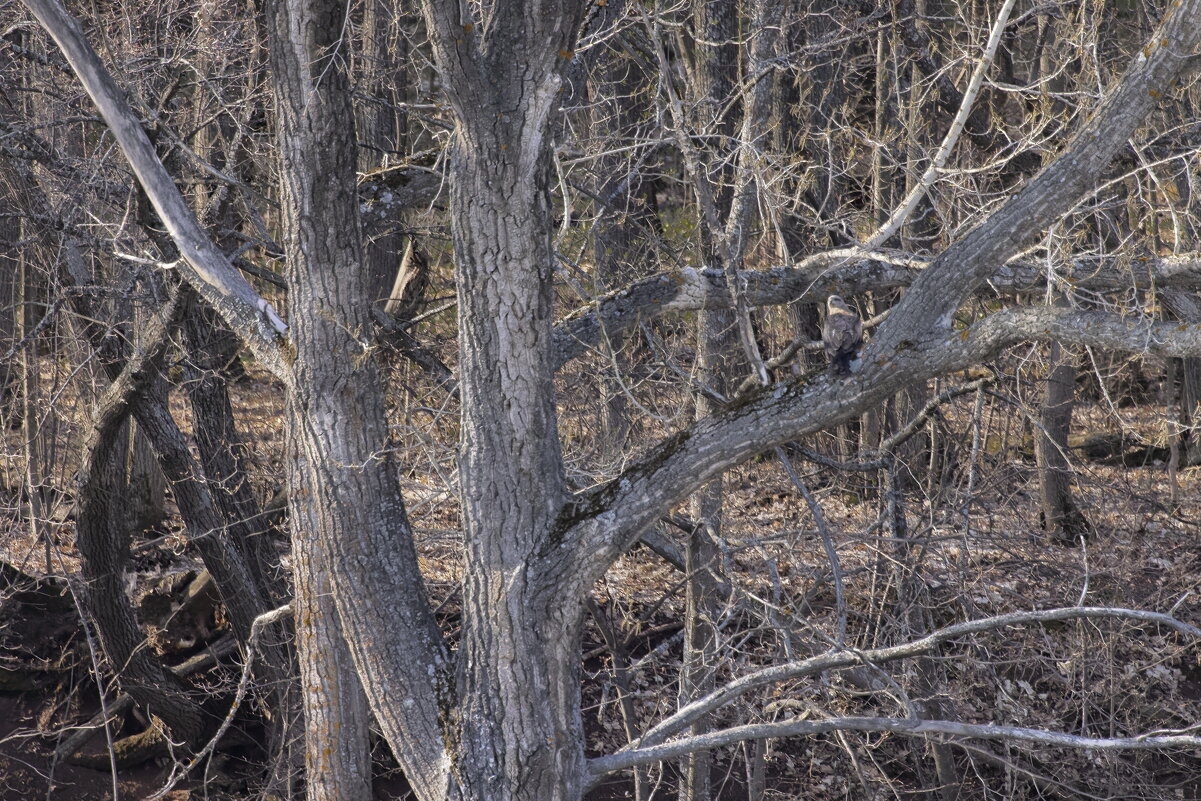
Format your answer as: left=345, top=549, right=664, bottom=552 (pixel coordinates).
left=1036, top=326, right=1089, bottom=542
left=448, top=100, right=584, bottom=801
left=73, top=301, right=211, bottom=749
left=422, top=5, right=588, bottom=799
left=358, top=0, right=414, bottom=310
left=677, top=0, right=740, bottom=794
left=181, top=293, right=284, bottom=600
left=267, top=0, right=451, bottom=798
left=680, top=307, right=732, bottom=801
left=117, top=295, right=167, bottom=540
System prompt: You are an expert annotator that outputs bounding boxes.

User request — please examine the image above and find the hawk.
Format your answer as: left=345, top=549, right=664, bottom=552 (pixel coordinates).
left=823, top=294, right=863, bottom=375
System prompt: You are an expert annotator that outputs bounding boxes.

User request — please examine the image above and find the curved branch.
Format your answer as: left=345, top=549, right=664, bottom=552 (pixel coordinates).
left=590, top=714, right=1201, bottom=780
left=74, top=290, right=212, bottom=748
left=21, top=0, right=289, bottom=378
left=616, top=605, right=1200, bottom=759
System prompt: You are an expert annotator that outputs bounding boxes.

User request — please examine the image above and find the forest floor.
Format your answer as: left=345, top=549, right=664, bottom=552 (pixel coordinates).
left=2, top=363, right=1200, bottom=800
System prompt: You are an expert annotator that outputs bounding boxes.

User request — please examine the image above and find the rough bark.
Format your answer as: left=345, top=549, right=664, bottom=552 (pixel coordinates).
left=422, top=3, right=589, bottom=798
left=266, top=0, right=451, bottom=798
left=73, top=293, right=211, bottom=749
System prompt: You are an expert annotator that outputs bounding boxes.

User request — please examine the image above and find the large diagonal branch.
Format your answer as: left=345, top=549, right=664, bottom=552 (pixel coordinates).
left=556, top=304, right=1201, bottom=590
left=870, top=0, right=1201, bottom=356
left=20, top=0, right=289, bottom=378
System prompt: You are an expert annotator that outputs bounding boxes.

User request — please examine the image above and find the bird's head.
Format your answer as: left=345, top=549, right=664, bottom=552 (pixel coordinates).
left=827, top=294, right=848, bottom=313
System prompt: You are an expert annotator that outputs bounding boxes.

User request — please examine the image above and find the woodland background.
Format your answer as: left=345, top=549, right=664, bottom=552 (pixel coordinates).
left=2, top=0, right=1201, bottom=799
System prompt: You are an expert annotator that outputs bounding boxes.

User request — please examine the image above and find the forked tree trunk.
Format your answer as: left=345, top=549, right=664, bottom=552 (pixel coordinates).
left=448, top=90, right=585, bottom=801
left=266, top=1, right=449, bottom=799
left=422, top=5, right=588, bottom=799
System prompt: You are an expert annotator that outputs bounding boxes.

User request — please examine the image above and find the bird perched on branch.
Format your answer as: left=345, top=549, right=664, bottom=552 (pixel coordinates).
left=823, top=294, right=863, bottom=375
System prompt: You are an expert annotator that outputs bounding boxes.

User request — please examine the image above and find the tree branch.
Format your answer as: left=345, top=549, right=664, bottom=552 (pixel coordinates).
left=552, top=253, right=1201, bottom=370
left=21, top=0, right=290, bottom=378
left=590, top=714, right=1201, bottom=780
left=866, top=0, right=1017, bottom=248
left=870, top=0, right=1201, bottom=356
left=559, top=303, right=1201, bottom=589
left=614, top=605, right=1199, bottom=757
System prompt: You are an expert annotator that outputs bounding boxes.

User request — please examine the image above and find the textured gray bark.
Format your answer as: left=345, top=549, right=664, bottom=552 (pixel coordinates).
left=266, top=0, right=450, bottom=799
left=73, top=293, right=211, bottom=748
left=27, top=0, right=1201, bottom=796
left=421, top=3, right=589, bottom=798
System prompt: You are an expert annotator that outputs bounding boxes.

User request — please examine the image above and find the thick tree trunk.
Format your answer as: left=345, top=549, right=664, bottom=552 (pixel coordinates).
left=266, top=1, right=450, bottom=799
left=422, top=4, right=588, bottom=798
left=449, top=115, right=583, bottom=801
